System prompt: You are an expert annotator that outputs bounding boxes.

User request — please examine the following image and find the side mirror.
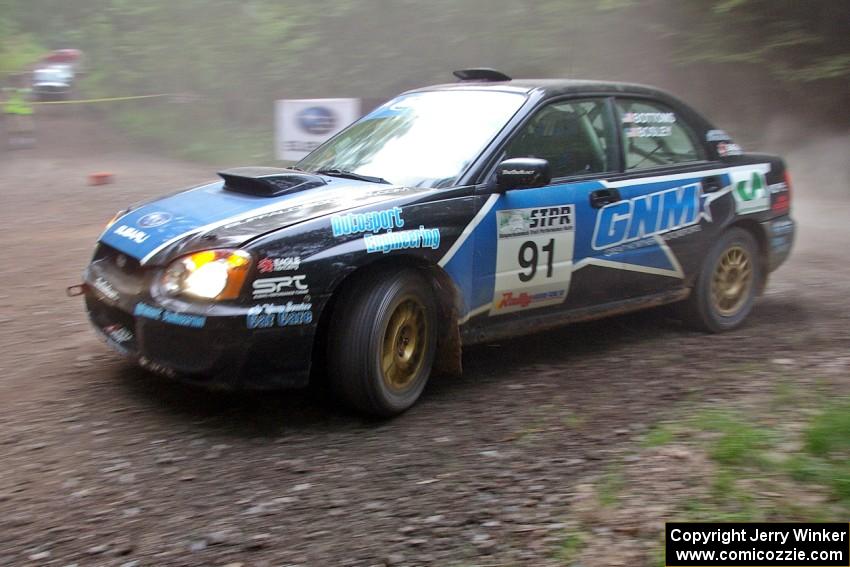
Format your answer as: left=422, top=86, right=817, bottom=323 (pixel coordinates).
left=495, top=158, right=551, bottom=191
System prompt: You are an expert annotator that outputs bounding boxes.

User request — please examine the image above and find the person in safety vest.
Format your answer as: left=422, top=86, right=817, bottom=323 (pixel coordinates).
left=2, top=77, right=35, bottom=146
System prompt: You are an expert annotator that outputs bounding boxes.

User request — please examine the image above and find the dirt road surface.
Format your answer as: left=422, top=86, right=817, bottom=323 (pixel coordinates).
left=0, top=111, right=848, bottom=566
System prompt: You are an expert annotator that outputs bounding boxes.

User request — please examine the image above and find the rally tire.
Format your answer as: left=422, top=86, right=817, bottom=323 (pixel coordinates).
left=681, top=227, right=761, bottom=333
left=328, top=267, right=437, bottom=416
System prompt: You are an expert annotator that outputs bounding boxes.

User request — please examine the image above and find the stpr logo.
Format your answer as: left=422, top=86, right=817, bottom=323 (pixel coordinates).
left=297, top=106, right=336, bottom=135
left=138, top=211, right=173, bottom=228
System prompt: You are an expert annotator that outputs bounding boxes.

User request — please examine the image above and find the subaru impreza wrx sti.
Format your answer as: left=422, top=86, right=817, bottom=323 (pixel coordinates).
left=76, top=68, right=795, bottom=415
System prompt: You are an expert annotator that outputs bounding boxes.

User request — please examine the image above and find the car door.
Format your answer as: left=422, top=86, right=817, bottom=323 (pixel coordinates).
left=594, top=97, right=716, bottom=299
left=474, top=97, right=627, bottom=319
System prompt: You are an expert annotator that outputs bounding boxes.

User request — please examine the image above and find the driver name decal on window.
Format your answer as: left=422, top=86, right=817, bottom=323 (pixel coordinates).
left=618, top=99, right=703, bottom=170
left=622, top=111, right=676, bottom=138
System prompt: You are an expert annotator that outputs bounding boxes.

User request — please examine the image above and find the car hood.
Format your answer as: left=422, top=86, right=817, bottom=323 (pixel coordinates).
left=98, top=177, right=430, bottom=265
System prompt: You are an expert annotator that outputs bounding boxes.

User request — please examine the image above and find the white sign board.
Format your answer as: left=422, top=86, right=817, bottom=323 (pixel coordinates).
left=275, top=98, right=360, bottom=162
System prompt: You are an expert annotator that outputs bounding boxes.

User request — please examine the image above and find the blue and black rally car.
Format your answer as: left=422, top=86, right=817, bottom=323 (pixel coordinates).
left=77, top=69, right=795, bottom=415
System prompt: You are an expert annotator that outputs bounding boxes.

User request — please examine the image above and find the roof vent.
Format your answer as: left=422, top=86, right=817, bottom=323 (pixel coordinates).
left=453, top=68, right=512, bottom=82
left=218, top=167, right=326, bottom=198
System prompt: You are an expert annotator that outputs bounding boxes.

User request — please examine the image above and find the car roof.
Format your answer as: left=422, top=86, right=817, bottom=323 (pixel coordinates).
left=405, top=76, right=712, bottom=131
left=409, top=78, right=681, bottom=104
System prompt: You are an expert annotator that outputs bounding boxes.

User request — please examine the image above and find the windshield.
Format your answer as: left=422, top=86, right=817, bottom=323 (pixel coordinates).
left=298, top=90, right=526, bottom=188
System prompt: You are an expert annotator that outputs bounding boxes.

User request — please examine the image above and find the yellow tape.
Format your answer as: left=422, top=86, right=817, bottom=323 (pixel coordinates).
left=32, top=93, right=174, bottom=105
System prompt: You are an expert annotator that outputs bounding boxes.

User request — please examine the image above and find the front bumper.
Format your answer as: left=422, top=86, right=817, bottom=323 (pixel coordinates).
left=82, top=249, right=315, bottom=389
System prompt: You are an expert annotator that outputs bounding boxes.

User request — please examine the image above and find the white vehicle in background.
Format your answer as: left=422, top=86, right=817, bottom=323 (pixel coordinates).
left=31, top=65, right=74, bottom=100
left=41, top=48, right=85, bottom=75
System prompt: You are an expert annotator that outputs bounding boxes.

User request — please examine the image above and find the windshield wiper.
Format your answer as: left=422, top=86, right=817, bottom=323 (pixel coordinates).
left=315, top=168, right=390, bottom=185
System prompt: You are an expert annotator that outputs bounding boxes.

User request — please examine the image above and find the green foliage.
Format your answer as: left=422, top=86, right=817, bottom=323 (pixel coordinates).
left=597, top=467, right=625, bottom=507
left=692, top=410, right=773, bottom=467
left=783, top=452, right=849, bottom=505
left=669, top=0, right=849, bottom=84
left=1, top=0, right=321, bottom=160
left=692, top=400, right=850, bottom=512
left=641, top=423, right=675, bottom=447
left=110, top=104, right=275, bottom=164
left=554, top=531, right=585, bottom=564
left=1, top=0, right=846, bottom=161
left=0, top=33, right=44, bottom=74
left=798, top=401, right=850, bottom=502
left=677, top=403, right=850, bottom=525
left=804, top=401, right=850, bottom=456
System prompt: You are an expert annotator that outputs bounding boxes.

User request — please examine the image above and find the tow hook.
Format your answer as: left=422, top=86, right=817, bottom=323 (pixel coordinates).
left=66, top=283, right=87, bottom=297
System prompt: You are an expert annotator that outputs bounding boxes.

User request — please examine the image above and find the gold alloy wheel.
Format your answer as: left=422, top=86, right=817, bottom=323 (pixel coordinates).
left=381, top=298, right=428, bottom=392
left=711, top=244, right=753, bottom=317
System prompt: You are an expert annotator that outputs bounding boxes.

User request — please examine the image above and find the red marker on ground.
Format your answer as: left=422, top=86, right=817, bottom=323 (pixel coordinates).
left=88, top=172, right=114, bottom=185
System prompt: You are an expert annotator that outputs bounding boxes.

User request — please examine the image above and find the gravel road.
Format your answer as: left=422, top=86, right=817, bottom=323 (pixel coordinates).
left=0, top=111, right=847, bottom=566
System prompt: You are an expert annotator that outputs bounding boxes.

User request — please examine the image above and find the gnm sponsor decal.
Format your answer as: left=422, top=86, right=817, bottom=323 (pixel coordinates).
left=592, top=183, right=701, bottom=250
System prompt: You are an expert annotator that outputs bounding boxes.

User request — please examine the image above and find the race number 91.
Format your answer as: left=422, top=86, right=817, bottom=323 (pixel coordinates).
left=518, top=238, right=555, bottom=282
left=492, top=206, right=575, bottom=315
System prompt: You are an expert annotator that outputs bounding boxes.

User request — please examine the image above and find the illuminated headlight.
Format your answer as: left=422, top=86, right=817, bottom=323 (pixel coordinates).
left=161, top=249, right=252, bottom=300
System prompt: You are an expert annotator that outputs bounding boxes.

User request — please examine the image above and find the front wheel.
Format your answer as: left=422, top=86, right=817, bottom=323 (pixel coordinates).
left=680, top=227, right=761, bottom=333
left=328, top=268, right=437, bottom=416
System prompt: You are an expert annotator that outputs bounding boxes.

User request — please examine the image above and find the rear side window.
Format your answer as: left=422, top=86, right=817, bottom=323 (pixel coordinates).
left=616, top=99, right=704, bottom=170
left=504, top=99, right=617, bottom=179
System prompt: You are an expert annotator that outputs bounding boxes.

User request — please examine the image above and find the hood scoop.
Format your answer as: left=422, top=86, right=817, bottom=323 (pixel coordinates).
left=218, top=167, right=326, bottom=197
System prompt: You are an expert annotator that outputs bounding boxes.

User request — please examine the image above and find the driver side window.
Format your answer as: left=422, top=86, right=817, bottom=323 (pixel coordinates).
left=504, top=99, right=617, bottom=180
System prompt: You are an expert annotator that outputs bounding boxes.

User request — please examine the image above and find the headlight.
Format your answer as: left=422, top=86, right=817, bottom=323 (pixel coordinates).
left=161, top=249, right=252, bottom=300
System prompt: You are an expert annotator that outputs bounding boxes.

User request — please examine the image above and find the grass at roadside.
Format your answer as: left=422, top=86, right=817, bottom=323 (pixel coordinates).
left=554, top=532, right=585, bottom=565
left=788, top=401, right=850, bottom=503
left=692, top=410, right=775, bottom=467
left=115, top=107, right=276, bottom=165
left=88, top=98, right=278, bottom=166
left=676, top=401, right=850, bottom=525
left=552, top=381, right=850, bottom=566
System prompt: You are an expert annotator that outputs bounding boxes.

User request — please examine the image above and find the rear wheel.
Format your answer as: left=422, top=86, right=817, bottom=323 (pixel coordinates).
left=328, top=268, right=437, bottom=416
left=681, top=227, right=761, bottom=332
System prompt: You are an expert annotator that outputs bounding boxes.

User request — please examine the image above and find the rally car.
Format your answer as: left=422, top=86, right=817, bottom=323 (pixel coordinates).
left=75, top=68, right=795, bottom=416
